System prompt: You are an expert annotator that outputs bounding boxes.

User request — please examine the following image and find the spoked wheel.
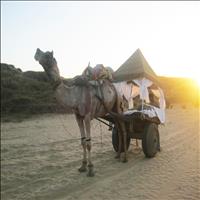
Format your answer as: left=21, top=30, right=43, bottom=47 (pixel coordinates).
left=112, top=126, right=131, bottom=152
left=142, top=123, right=160, bottom=158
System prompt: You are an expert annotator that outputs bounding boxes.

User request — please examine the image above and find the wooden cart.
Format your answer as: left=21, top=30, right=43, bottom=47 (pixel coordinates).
left=99, top=111, right=161, bottom=158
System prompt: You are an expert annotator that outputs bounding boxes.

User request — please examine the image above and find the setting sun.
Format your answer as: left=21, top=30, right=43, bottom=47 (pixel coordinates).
left=193, top=76, right=200, bottom=89
left=196, top=79, right=200, bottom=88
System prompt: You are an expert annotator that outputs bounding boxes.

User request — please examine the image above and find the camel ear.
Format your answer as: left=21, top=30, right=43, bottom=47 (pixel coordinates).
left=51, top=51, right=54, bottom=56
left=36, top=48, right=43, bottom=55
left=35, top=48, right=42, bottom=61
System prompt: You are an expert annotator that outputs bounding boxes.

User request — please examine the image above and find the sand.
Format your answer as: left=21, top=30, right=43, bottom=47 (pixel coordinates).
left=1, top=106, right=200, bottom=200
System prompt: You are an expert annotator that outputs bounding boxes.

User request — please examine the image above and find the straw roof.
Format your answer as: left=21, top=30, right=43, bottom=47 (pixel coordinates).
left=113, top=49, right=158, bottom=83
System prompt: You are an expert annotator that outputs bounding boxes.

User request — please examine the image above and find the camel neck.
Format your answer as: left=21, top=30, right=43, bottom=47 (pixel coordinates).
left=52, top=78, right=63, bottom=90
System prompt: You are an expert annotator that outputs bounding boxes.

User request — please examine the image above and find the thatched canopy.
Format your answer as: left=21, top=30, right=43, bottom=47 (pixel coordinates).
left=113, top=49, right=159, bottom=84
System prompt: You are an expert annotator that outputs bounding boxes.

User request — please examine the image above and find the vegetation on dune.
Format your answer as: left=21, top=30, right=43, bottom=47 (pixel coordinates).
left=1, top=63, right=199, bottom=121
left=1, top=63, right=72, bottom=121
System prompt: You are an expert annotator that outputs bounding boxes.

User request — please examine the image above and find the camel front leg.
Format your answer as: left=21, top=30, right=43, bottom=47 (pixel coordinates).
left=75, top=114, right=87, bottom=172
left=84, top=114, right=95, bottom=177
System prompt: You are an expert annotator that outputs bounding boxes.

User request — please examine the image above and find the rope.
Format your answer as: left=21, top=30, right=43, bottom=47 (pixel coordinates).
left=99, top=119, right=103, bottom=147
left=50, top=106, right=75, bottom=137
left=47, top=82, right=113, bottom=145
left=57, top=113, right=74, bottom=137
left=49, top=107, right=107, bottom=145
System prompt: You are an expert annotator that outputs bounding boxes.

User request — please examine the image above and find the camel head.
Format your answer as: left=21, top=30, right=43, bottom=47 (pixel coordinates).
left=34, top=48, right=60, bottom=82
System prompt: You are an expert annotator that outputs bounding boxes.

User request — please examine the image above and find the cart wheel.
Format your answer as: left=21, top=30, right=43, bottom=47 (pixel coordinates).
left=142, top=123, right=160, bottom=158
left=112, top=126, right=130, bottom=152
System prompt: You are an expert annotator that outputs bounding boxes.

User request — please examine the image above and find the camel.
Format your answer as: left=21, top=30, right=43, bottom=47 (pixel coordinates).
left=34, top=48, right=128, bottom=177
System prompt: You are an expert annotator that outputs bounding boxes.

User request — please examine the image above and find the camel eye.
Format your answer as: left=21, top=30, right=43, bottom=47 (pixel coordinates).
left=44, top=54, right=50, bottom=60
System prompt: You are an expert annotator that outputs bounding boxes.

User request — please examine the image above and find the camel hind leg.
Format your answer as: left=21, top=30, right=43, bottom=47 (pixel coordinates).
left=114, top=121, right=122, bottom=159
left=120, top=121, right=128, bottom=162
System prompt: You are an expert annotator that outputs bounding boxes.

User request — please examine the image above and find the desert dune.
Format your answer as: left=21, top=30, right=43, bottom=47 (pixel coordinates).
left=1, top=105, right=199, bottom=200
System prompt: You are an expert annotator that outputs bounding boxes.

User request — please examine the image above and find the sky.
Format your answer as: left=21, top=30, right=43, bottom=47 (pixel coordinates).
left=1, top=1, right=200, bottom=80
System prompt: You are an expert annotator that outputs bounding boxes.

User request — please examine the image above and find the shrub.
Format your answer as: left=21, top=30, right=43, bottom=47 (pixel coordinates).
left=1, top=63, right=61, bottom=120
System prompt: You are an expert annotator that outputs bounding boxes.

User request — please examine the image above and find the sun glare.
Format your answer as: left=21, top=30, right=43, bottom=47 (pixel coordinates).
left=193, top=77, right=200, bottom=89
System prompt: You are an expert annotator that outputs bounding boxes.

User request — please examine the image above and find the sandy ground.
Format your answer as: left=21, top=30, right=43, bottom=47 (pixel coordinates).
left=1, top=106, right=200, bottom=200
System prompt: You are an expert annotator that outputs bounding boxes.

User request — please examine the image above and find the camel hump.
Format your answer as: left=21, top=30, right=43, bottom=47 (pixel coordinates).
left=82, top=64, right=113, bottom=81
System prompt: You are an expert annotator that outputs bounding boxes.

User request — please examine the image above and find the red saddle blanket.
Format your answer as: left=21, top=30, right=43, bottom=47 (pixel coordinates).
left=82, top=64, right=113, bottom=81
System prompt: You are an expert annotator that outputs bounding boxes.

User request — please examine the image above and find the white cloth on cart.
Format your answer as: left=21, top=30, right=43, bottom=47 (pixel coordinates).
left=154, top=87, right=166, bottom=123
left=113, top=78, right=166, bottom=123
left=133, top=78, right=165, bottom=123
left=133, top=78, right=153, bottom=103
left=113, top=81, right=140, bottom=109
left=113, top=81, right=132, bottom=101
